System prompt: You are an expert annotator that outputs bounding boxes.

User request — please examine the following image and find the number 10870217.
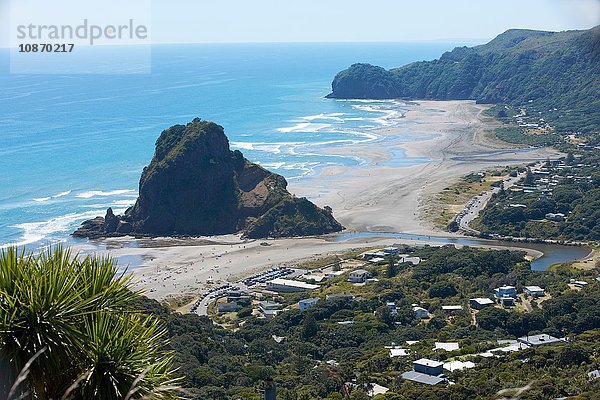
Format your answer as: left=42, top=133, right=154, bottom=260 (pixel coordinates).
left=18, top=43, right=75, bottom=52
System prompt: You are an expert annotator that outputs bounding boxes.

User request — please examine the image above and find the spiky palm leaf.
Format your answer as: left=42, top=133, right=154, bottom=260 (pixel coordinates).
left=0, top=246, right=181, bottom=399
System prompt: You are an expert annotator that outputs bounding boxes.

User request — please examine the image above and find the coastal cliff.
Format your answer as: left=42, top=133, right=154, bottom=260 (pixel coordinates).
left=327, top=26, right=600, bottom=133
left=73, top=118, right=343, bottom=239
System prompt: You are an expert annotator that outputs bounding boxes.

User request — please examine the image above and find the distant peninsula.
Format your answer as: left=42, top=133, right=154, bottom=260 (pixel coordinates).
left=327, top=26, right=599, bottom=133
left=74, top=118, right=343, bottom=239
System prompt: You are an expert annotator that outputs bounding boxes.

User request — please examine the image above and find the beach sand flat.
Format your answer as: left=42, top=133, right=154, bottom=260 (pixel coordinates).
left=74, top=100, right=560, bottom=300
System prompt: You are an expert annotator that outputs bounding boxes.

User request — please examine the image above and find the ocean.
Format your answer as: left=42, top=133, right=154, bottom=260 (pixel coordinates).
left=0, top=42, right=466, bottom=249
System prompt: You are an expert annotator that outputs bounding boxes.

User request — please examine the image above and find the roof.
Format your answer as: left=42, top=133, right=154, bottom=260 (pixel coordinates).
left=299, top=297, right=319, bottom=304
left=443, top=360, right=475, bottom=371
left=497, top=285, right=516, bottom=290
left=434, top=342, right=460, bottom=352
left=401, top=371, right=445, bottom=385
left=389, top=348, right=409, bottom=357
left=518, top=334, right=565, bottom=346
left=413, top=358, right=443, bottom=368
left=267, top=278, right=319, bottom=290
left=524, top=286, right=544, bottom=292
left=350, top=269, right=369, bottom=275
left=442, top=305, right=463, bottom=310
left=368, top=383, right=389, bottom=396
left=413, top=306, right=428, bottom=312
left=470, top=298, right=494, bottom=305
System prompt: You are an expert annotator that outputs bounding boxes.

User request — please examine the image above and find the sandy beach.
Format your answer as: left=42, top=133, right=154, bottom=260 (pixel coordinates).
left=74, top=100, right=563, bottom=301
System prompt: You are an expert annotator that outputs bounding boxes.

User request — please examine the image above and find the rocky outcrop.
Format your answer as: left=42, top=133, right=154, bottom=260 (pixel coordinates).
left=73, top=118, right=343, bottom=239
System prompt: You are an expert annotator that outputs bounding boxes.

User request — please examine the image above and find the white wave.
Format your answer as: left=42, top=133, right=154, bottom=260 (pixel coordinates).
left=276, top=122, right=332, bottom=133
left=33, top=190, right=72, bottom=202
left=2, top=207, right=130, bottom=249
left=300, top=113, right=345, bottom=122
left=76, top=189, right=135, bottom=199
left=231, top=142, right=303, bottom=155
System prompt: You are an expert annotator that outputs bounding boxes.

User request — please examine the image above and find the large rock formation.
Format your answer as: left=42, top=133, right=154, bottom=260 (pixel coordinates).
left=74, top=118, right=343, bottom=239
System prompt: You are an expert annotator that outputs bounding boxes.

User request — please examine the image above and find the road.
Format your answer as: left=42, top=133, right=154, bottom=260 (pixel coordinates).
left=457, top=170, right=528, bottom=235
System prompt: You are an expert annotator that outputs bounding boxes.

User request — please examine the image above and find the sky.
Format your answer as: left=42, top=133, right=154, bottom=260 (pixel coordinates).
left=1, top=0, right=599, bottom=46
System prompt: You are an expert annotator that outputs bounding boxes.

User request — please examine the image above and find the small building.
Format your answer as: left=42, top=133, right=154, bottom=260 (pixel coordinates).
left=217, top=302, right=241, bottom=313
left=494, top=285, right=517, bottom=306
left=266, top=278, right=319, bottom=292
left=413, top=359, right=444, bottom=376
left=570, top=279, right=589, bottom=288
left=441, top=305, right=463, bottom=313
left=545, top=213, right=565, bottom=222
left=443, top=360, right=475, bottom=372
left=348, top=269, right=370, bottom=283
left=389, top=348, right=409, bottom=357
left=383, top=247, right=399, bottom=255
left=470, top=298, right=494, bottom=310
left=398, top=255, right=421, bottom=265
left=524, top=286, right=545, bottom=298
left=434, top=342, right=459, bottom=352
left=413, top=306, right=430, bottom=319
left=258, top=301, right=282, bottom=319
left=298, top=297, right=319, bottom=311
left=588, top=370, right=600, bottom=380
left=518, top=334, right=565, bottom=347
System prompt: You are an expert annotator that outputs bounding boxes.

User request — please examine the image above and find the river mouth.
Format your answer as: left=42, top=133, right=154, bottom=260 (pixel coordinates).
left=335, top=231, right=591, bottom=271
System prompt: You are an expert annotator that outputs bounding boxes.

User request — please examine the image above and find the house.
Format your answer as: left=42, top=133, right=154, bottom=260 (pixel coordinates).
left=258, top=301, right=282, bottom=319
left=400, top=371, right=446, bottom=386
left=298, top=297, right=319, bottom=311
left=518, top=334, right=565, bottom=347
left=545, top=212, right=565, bottom=222
left=570, top=279, right=589, bottom=288
left=413, top=306, right=430, bottom=319
left=441, top=305, right=463, bottom=313
left=434, top=342, right=460, bottom=352
left=218, top=302, right=241, bottom=313
left=383, top=247, right=399, bottom=255
left=348, top=269, right=370, bottom=283
left=367, top=383, right=389, bottom=396
left=588, top=370, right=600, bottom=380
left=524, top=286, right=545, bottom=298
left=398, top=255, right=421, bottom=265
left=470, top=298, right=494, bottom=310
left=326, top=293, right=355, bottom=301
left=389, top=348, right=409, bottom=357
left=443, top=360, right=475, bottom=372
left=362, top=251, right=387, bottom=260
left=413, top=359, right=444, bottom=376
left=266, top=278, right=319, bottom=292
left=494, top=285, right=517, bottom=306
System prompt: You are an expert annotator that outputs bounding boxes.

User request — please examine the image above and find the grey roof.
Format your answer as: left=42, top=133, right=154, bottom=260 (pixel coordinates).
left=413, top=358, right=443, bottom=368
left=518, top=334, right=564, bottom=346
left=401, top=371, right=445, bottom=385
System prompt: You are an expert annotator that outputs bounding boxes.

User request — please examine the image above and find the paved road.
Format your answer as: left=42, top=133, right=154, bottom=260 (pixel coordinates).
left=457, top=171, right=527, bottom=234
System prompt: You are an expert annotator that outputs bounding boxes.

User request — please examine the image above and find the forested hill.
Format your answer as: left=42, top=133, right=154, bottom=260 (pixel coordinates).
left=328, top=26, right=600, bottom=133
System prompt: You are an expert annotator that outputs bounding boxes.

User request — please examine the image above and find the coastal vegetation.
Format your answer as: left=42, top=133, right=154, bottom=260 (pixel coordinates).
left=0, top=247, right=180, bottom=399
left=328, top=26, right=600, bottom=134
left=147, top=245, right=599, bottom=399
left=474, top=149, right=600, bottom=241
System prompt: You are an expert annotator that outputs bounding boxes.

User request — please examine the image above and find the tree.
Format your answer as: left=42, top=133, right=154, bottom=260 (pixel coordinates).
left=386, top=257, right=398, bottom=278
left=301, top=313, right=319, bottom=340
left=375, top=305, right=394, bottom=326
left=0, top=246, right=180, bottom=400
left=428, top=281, right=458, bottom=298
left=524, top=167, right=535, bottom=185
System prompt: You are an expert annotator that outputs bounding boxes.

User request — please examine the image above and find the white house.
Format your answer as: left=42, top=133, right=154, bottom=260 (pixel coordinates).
left=298, top=297, right=319, bottom=311
left=413, top=306, right=430, bottom=319
left=348, top=269, right=370, bottom=283
left=524, top=286, right=545, bottom=298
left=266, top=278, right=319, bottom=292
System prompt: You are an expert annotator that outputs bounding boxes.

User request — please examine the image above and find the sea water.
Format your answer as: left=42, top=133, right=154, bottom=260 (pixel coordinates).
left=0, top=42, right=465, bottom=249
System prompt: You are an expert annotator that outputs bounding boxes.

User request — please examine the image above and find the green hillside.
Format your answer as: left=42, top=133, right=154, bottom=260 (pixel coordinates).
left=328, top=26, right=600, bottom=133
